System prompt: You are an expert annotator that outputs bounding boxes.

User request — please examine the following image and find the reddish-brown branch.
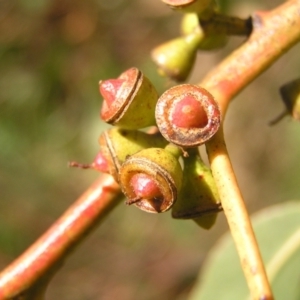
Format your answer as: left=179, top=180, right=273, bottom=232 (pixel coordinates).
left=202, top=0, right=300, bottom=116
left=0, top=174, right=122, bottom=299
left=201, top=1, right=300, bottom=299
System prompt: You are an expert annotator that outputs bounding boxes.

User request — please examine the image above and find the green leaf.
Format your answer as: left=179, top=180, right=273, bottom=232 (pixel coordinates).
left=188, top=201, right=300, bottom=300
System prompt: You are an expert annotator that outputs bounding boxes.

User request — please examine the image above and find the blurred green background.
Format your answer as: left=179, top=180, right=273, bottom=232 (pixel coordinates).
left=0, top=0, right=299, bottom=299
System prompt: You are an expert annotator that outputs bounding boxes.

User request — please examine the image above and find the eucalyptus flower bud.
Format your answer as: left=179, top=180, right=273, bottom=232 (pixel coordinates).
left=69, top=128, right=167, bottom=182
left=155, top=84, right=221, bottom=148
left=99, top=128, right=167, bottom=181
left=119, top=148, right=183, bottom=213
left=100, top=67, right=158, bottom=129
left=172, top=151, right=222, bottom=229
left=151, top=32, right=201, bottom=82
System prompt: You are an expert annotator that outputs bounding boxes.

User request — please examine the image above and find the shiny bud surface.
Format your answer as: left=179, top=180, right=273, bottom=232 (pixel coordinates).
left=130, top=173, right=163, bottom=202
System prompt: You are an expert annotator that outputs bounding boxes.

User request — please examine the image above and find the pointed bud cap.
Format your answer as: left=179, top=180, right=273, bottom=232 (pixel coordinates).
left=127, top=173, right=164, bottom=205
left=171, top=94, right=208, bottom=128
left=100, top=79, right=125, bottom=108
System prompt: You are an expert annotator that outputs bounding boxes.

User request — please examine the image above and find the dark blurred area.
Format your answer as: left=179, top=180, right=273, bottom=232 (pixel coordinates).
left=0, top=0, right=299, bottom=299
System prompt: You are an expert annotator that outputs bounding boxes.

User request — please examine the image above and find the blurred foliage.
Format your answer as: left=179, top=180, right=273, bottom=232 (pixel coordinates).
left=0, top=0, right=299, bottom=299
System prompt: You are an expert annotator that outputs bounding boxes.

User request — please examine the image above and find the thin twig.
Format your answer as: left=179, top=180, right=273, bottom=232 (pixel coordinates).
left=206, top=129, right=273, bottom=300
left=0, top=174, right=122, bottom=299
left=200, top=13, right=252, bottom=36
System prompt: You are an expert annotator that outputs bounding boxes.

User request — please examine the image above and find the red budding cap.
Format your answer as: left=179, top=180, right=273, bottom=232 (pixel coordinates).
left=128, top=173, right=163, bottom=204
left=100, top=79, right=125, bottom=118
left=171, top=94, right=208, bottom=128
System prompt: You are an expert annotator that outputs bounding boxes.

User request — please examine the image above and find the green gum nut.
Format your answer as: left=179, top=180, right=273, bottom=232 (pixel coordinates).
left=119, top=148, right=183, bottom=213
left=162, top=0, right=214, bottom=14
left=280, top=78, right=300, bottom=121
left=100, top=67, right=158, bottom=129
left=151, top=32, right=201, bottom=82
left=172, top=151, right=222, bottom=229
left=181, top=13, right=228, bottom=50
left=99, top=128, right=168, bottom=182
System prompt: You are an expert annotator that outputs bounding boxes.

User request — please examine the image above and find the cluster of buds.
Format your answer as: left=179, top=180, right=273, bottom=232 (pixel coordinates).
left=152, top=0, right=252, bottom=82
left=151, top=1, right=227, bottom=82
left=71, top=67, right=222, bottom=229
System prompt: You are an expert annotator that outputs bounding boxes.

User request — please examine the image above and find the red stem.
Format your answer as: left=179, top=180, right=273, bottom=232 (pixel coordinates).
left=0, top=174, right=122, bottom=299
left=202, top=0, right=300, bottom=116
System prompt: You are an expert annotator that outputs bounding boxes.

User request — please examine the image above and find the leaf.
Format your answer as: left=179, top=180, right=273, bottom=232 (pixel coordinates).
left=188, top=201, right=300, bottom=300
